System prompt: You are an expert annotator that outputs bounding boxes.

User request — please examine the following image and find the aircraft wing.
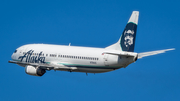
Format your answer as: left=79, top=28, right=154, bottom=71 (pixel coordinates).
left=8, top=60, right=77, bottom=70
left=8, top=60, right=54, bottom=70
left=138, top=48, right=175, bottom=59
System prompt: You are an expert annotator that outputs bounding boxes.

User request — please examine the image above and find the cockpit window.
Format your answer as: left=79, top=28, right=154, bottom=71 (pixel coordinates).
left=14, top=50, right=17, bottom=53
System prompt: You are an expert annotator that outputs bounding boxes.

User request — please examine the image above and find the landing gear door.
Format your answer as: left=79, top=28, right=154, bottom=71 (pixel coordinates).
left=104, top=54, right=109, bottom=66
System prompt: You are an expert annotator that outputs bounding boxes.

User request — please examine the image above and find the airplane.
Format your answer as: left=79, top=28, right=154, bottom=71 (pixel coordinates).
left=8, top=11, right=174, bottom=76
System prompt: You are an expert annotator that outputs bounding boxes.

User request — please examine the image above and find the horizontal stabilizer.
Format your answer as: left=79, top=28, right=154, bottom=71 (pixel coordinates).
left=103, top=50, right=137, bottom=57
left=138, top=48, right=175, bottom=59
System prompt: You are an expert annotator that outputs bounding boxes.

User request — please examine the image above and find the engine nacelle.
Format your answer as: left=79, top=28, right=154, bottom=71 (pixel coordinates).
left=25, top=65, right=46, bottom=76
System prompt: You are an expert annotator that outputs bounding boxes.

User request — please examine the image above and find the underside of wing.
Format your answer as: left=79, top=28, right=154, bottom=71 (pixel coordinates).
left=138, top=48, right=175, bottom=59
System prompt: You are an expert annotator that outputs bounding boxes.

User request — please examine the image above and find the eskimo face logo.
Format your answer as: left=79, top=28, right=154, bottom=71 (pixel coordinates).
left=124, top=30, right=134, bottom=47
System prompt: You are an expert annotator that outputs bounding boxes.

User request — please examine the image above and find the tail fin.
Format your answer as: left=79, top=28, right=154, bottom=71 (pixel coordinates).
left=106, top=11, right=139, bottom=52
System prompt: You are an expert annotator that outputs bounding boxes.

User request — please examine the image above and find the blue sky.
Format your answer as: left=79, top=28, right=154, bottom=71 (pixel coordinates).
left=0, top=0, right=180, bottom=101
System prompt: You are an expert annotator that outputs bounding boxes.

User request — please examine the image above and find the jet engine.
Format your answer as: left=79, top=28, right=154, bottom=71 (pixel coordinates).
left=25, top=65, right=46, bottom=76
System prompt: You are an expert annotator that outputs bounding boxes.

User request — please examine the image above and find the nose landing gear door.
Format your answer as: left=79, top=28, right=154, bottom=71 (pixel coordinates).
left=104, top=54, right=109, bottom=66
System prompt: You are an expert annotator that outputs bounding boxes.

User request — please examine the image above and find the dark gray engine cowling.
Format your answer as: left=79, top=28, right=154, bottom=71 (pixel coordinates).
left=25, top=65, right=46, bottom=76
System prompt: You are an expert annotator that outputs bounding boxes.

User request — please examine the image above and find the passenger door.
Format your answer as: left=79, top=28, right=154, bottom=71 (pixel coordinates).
left=103, top=54, right=109, bottom=66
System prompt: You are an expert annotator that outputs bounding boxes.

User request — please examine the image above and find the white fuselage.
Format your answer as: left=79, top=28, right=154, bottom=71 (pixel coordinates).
left=11, top=44, right=136, bottom=73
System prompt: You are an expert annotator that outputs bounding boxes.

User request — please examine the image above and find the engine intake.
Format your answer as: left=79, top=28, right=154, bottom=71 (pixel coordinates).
left=25, top=65, right=46, bottom=76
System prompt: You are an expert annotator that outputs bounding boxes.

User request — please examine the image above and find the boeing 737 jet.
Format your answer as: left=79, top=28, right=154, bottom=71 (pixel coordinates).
left=8, top=11, right=174, bottom=76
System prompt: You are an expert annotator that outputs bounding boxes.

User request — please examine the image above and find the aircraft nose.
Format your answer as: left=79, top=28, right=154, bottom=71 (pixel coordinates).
left=11, top=53, right=15, bottom=60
